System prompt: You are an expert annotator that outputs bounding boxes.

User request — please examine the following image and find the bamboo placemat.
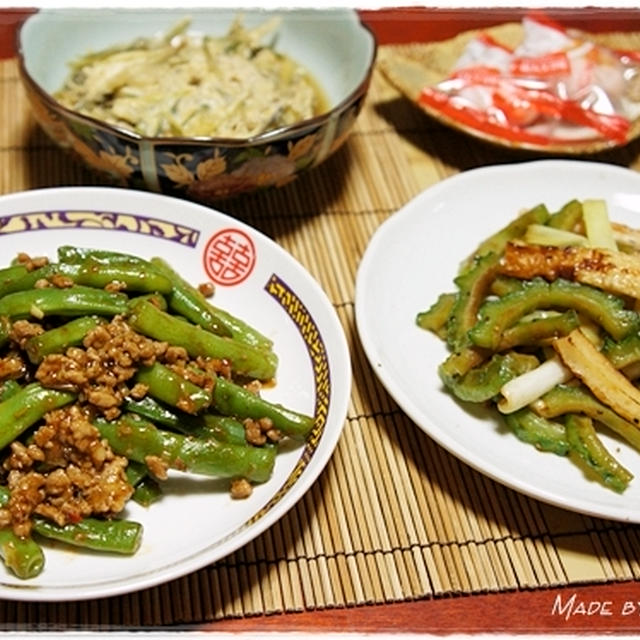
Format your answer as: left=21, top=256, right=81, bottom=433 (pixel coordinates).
left=3, top=39, right=640, bottom=629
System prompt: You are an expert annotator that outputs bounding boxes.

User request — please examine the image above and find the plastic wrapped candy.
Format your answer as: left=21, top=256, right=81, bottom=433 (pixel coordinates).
left=419, top=12, right=640, bottom=146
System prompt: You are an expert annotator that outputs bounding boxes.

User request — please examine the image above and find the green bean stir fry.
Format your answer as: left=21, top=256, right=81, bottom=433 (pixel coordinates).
left=0, top=246, right=314, bottom=580
left=418, top=198, right=640, bottom=495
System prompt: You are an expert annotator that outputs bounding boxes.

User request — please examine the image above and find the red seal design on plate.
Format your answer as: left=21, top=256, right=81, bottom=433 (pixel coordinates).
left=203, top=228, right=256, bottom=286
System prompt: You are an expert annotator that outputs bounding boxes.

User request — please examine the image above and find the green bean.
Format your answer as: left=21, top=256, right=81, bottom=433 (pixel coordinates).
left=0, top=286, right=129, bottom=320
left=126, top=410, right=247, bottom=507
left=125, top=459, right=149, bottom=487
left=123, top=395, right=247, bottom=444
left=0, top=263, right=82, bottom=295
left=150, top=256, right=273, bottom=350
left=126, top=292, right=168, bottom=312
left=0, top=529, right=45, bottom=579
left=0, top=490, right=45, bottom=581
left=150, top=257, right=230, bottom=338
left=24, top=315, right=106, bottom=364
left=212, top=376, right=315, bottom=440
left=0, top=383, right=76, bottom=450
left=58, top=245, right=153, bottom=266
left=7, top=259, right=172, bottom=296
left=0, top=264, right=29, bottom=297
left=0, top=380, right=21, bottom=402
left=124, top=460, right=163, bottom=506
left=132, top=477, right=163, bottom=507
left=134, top=362, right=211, bottom=415
left=0, top=262, right=29, bottom=278
left=198, top=414, right=247, bottom=446
left=72, top=257, right=173, bottom=294
left=127, top=299, right=278, bottom=380
left=95, top=413, right=276, bottom=483
left=32, top=516, right=143, bottom=555
left=123, top=395, right=192, bottom=430
left=0, top=316, right=11, bottom=351
left=0, top=263, right=77, bottom=295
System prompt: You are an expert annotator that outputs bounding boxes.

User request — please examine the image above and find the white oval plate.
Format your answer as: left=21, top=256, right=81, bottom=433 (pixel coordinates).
left=0, top=186, right=351, bottom=601
left=356, top=159, right=640, bottom=524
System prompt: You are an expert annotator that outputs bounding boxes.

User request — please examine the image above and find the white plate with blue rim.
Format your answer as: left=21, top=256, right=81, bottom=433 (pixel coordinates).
left=356, top=159, right=640, bottom=524
left=0, top=186, right=351, bottom=601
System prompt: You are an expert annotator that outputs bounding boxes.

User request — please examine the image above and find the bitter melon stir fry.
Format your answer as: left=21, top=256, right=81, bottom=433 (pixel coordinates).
left=0, top=246, right=314, bottom=580
left=418, top=198, right=640, bottom=496
left=53, top=16, right=327, bottom=138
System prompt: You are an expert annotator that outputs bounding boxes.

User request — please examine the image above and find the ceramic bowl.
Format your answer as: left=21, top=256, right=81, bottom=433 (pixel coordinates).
left=17, top=8, right=377, bottom=202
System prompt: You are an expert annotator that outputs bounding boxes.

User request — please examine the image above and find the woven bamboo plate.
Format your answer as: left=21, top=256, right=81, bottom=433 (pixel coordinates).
left=378, top=22, right=640, bottom=154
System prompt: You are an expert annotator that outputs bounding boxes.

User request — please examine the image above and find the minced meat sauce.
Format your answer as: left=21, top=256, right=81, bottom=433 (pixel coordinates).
left=0, top=296, right=236, bottom=537
left=35, top=316, right=166, bottom=420
left=0, top=405, right=132, bottom=538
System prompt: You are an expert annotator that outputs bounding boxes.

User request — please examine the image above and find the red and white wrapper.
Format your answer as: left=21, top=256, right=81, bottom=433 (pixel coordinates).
left=419, top=12, right=640, bottom=146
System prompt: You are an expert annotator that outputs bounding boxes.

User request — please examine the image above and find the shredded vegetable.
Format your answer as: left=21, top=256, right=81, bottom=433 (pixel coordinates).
left=54, top=16, right=328, bottom=138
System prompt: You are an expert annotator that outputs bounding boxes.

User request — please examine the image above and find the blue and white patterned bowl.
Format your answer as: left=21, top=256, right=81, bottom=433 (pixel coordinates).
left=17, top=8, right=377, bottom=202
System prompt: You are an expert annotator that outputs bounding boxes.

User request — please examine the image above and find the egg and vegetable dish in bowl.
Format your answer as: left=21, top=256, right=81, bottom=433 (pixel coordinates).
left=17, top=8, right=377, bottom=201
